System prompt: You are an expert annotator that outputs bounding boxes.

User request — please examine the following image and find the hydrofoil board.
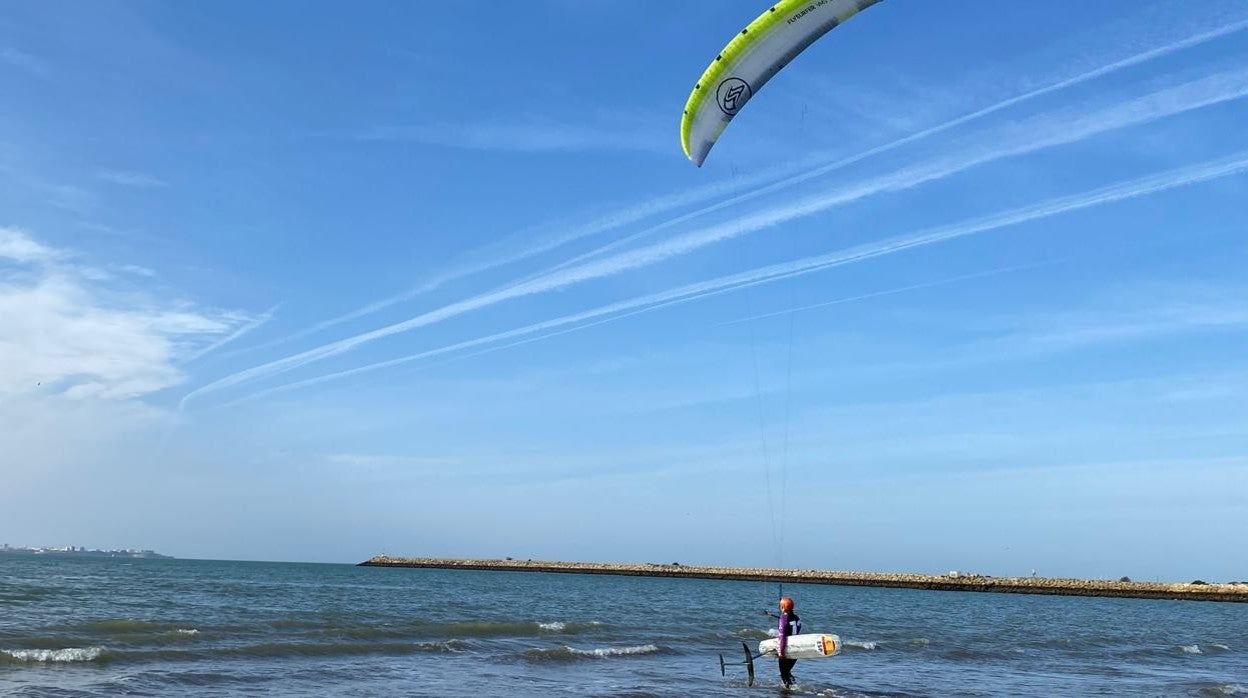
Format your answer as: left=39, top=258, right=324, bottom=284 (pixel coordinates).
left=759, top=633, right=841, bottom=660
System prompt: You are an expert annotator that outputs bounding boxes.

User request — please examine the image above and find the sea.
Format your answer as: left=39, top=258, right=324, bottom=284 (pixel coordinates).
left=1, top=556, right=1245, bottom=697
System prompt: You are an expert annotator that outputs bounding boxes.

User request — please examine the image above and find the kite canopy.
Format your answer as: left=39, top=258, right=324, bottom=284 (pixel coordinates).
left=680, top=0, right=883, bottom=167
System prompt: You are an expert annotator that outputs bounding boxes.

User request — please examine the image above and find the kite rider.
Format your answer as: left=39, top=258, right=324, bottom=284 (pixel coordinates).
left=766, top=596, right=802, bottom=687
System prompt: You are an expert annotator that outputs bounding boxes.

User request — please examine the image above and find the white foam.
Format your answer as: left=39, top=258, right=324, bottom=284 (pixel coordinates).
left=1210, top=643, right=1231, bottom=651
left=569, top=644, right=660, bottom=657
left=846, top=640, right=879, bottom=650
left=1180, top=644, right=1202, bottom=654
left=766, top=628, right=779, bottom=637
left=2, top=647, right=103, bottom=663
left=1212, top=685, right=1246, bottom=696
left=538, top=622, right=565, bottom=631
left=174, top=628, right=199, bottom=636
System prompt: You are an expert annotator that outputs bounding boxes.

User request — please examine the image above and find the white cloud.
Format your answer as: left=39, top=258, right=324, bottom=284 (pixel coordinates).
left=0, top=226, right=60, bottom=264
left=0, top=229, right=249, bottom=400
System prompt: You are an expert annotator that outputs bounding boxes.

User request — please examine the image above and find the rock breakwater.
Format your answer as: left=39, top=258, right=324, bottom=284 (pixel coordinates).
left=359, top=557, right=1248, bottom=603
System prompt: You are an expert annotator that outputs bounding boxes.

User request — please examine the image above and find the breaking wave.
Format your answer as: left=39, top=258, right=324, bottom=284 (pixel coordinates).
left=0, top=646, right=105, bottom=664
left=1197, top=684, right=1246, bottom=696
left=442, top=620, right=603, bottom=637
left=1177, top=643, right=1230, bottom=655
left=845, top=640, right=879, bottom=651
left=521, top=644, right=666, bottom=662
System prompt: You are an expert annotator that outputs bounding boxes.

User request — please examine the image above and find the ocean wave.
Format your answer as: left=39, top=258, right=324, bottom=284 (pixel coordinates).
left=734, top=628, right=773, bottom=640
left=0, top=646, right=105, bottom=663
left=1176, top=643, right=1231, bottom=655
left=413, top=640, right=469, bottom=653
left=174, top=629, right=199, bottom=636
left=944, top=647, right=1025, bottom=661
left=266, top=619, right=603, bottom=641
left=0, top=585, right=55, bottom=604
left=909, top=638, right=931, bottom=647
left=1197, top=684, right=1246, bottom=696
left=224, top=640, right=465, bottom=658
left=442, top=620, right=603, bottom=637
left=845, top=640, right=879, bottom=651
left=76, top=619, right=185, bottom=635
left=1025, top=635, right=1122, bottom=652
left=521, top=644, right=666, bottom=662
left=22, top=639, right=473, bottom=666
left=538, top=620, right=600, bottom=632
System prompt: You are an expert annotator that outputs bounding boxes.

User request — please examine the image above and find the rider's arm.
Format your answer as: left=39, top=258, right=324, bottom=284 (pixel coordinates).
left=777, top=612, right=790, bottom=657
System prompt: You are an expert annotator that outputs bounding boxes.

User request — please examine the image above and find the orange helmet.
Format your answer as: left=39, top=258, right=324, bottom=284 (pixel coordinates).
left=779, top=597, right=794, bottom=612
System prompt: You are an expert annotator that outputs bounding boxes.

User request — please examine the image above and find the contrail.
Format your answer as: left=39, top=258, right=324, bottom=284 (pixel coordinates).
left=224, top=151, right=1248, bottom=406
left=545, top=17, right=1248, bottom=271
left=245, top=158, right=812, bottom=351
left=179, top=70, right=1248, bottom=409
left=249, top=17, right=1248, bottom=349
left=182, top=304, right=281, bottom=363
left=719, top=262, right=1058, bottom=326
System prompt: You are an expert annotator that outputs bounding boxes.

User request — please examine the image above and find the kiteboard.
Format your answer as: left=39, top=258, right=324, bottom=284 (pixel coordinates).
left=720, top=634, right=841, bottom=687
left=759, top=633, right=841, bottom=659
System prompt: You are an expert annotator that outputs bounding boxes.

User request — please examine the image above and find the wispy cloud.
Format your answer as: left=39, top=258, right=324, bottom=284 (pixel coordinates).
left=0, top=226, right=62, bottom=264
left=117, top=264, right=157, bottom=278
left=979, top=285, right=1248, bottom=355
left=220, top=152, right=1248, bottom=406
left=719, top=262, right=1059, bottom=326
left=179, top=65, right=1248, bottom=408
left=0, top=47, right=50, bottom=77
left=269, top=20, right=1248, bottom=345
left=353, top=110, right=666, bottom=154
left=96, top=170, right=168, bottom=188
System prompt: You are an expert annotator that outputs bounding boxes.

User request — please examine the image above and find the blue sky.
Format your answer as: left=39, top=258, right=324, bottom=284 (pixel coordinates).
left=2, top=0, right=1247, bottom=580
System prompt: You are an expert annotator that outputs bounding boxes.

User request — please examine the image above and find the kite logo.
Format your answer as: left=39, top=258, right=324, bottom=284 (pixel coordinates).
left=717, top=77, right=752, bottom=116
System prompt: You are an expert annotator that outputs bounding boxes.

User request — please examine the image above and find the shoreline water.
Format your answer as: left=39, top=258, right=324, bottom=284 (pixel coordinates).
left=359, top=556, right=1248, bottom=603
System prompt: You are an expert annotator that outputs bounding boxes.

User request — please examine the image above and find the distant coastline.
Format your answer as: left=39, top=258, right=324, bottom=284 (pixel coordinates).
left=0, top=544, right=172, bottom=560
left=360, top=556, right=1248, bottom=603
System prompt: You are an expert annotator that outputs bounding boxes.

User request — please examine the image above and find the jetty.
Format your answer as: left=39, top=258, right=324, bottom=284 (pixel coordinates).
left=359, top=556, right=1248, bottom=603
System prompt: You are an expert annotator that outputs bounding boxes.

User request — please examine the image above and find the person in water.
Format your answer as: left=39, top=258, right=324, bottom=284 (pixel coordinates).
left=770, top=596, right=801, bottom=687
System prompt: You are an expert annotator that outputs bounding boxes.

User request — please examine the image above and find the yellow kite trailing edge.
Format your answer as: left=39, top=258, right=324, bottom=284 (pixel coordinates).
left=680, top=0, right=884, bottom=167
